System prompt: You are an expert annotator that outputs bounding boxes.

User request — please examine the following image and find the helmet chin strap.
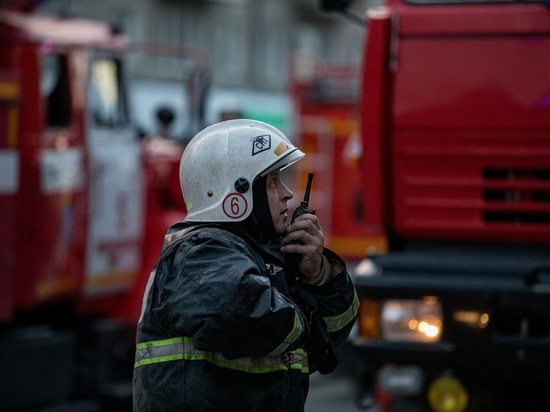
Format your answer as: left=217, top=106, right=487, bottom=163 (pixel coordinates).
left=243, top=175, right=277, bottom=243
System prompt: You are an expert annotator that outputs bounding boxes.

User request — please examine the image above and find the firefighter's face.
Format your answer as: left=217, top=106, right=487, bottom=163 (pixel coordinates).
left=266, top=169, right=293, bottom=235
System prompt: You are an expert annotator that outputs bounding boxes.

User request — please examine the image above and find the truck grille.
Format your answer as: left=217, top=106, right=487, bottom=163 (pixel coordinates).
left=483, top=168, right=550, bottom=224
left=393, top=136, right=550, bottom=243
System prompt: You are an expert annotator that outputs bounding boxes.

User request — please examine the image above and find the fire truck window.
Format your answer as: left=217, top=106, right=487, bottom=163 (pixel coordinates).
left=41, top=54, right=70, bottom=128
left=90, top=58, right=128, bottom=128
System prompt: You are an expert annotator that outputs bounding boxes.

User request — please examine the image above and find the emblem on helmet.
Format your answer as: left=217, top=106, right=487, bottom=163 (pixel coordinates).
left=252, top=135, right=271, bottom=156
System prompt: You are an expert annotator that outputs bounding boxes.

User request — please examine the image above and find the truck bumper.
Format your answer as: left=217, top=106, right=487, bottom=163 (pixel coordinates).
left=351, top=243, right=550, bottom=410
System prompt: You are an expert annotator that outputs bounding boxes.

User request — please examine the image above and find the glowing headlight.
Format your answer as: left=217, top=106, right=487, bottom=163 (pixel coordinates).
left=381, top=297, right=443, bottom=342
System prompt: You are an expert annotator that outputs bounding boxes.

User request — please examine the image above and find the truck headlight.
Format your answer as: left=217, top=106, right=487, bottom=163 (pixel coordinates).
left=381, top=297, right=443, bottom=343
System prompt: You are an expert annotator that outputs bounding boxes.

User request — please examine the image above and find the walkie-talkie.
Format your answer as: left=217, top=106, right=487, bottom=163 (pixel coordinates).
left=291, top=172, right=315, bottom=224
left=287, top=171, right=339, bottom=375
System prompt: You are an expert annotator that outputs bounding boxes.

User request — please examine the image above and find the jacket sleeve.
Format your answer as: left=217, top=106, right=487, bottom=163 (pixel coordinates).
left=298, top=248, right=359, bottom=350
left=149, top=230, right=309, bottom=360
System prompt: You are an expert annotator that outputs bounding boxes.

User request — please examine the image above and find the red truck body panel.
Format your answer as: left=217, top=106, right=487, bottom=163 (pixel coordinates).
left=360, top=8, right=393, bottom=231
left=363, top=2, right=550, bottom=243
left=0, top=71, right=20, bottom=322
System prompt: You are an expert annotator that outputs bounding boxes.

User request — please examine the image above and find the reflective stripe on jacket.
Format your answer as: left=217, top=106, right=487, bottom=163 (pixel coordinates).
left=135, top=336, right=309, bottom=374
left=324, top=290, right=359, bottom=334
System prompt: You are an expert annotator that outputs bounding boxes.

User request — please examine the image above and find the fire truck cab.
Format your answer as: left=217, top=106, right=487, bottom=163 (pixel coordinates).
left=0, top=9, right=144, bottom=311
left=0, top=9, right=189, bottom=409
left=322, top=0, right=550, bottom=410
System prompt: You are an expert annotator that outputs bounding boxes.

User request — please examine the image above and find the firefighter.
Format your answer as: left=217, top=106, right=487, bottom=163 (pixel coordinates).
left=133, top=119, right=358, bottom=411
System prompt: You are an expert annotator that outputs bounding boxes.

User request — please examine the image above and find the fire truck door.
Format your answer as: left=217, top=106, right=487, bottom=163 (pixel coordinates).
left=83, top=55, right=145, bottom=297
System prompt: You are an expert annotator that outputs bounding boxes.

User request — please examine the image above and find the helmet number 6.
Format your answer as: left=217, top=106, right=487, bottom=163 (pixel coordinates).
left=222, top=193, right=248, bottom=219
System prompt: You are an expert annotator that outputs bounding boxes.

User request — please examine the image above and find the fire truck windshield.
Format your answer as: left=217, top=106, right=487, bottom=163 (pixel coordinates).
left=89, top=57, right=129, bottom=128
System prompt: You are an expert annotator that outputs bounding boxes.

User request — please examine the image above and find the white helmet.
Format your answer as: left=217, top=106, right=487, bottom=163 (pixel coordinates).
left=180, top=119, right=305, bottom=223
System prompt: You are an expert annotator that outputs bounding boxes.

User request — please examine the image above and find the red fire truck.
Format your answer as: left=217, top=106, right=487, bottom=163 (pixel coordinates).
left=290, top=56, right=389, bottom=261
left=323, top=0, right=550, bottom=411
left=0, top=8, right=201, bottom=410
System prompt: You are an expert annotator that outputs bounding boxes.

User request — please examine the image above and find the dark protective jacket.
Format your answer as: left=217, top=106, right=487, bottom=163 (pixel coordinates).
left=133, top=222, right=358, bottom=412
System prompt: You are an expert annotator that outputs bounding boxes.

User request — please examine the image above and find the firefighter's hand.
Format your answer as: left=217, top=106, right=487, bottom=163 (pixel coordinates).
left=281, top=214, right=324, bottom=282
